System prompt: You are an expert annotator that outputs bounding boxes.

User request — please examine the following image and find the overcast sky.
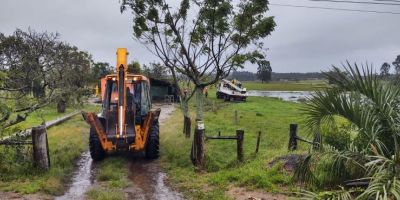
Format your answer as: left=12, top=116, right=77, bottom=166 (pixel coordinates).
left=0, top=0, right=399, bottom=73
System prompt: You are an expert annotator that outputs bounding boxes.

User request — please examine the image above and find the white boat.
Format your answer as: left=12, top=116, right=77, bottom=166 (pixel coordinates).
left=216, top=79, right=247, bottom=101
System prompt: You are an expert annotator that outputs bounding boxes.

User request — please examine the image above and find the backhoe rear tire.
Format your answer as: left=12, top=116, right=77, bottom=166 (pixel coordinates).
left=89, top=127, right=105, bottom=161
left=145, top=120, right=159, bottom=159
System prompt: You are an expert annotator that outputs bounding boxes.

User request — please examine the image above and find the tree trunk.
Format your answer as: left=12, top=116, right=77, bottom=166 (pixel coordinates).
left=32, top=81, right=45, bottom=99
left=183, top=116, right=191, bottom=138
left=57, top=99, right=66, bottom=113
left=195, top=87, right=204, bottom=121
left=180, top=98, right=191, bottom=138
left=191, top=120, right=205, bottom=171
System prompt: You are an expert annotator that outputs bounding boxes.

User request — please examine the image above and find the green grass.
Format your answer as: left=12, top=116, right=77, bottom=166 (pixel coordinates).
left=6, top=103, right=92, bottom=132
left=0, top=104, right=100, bottom=195
left=86, top=188, right=125, bottom=200
left=243, top=80, right=327, bottom=91
left=96, top=157, right=130, bottom=188
left=86, top=156, right=129, bottom=200
left=160, top=94, right=311, bottom=199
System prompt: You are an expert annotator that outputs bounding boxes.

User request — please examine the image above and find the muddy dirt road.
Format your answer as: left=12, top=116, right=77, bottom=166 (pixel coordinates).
left=56, top=103, right=184, bottom=200
left=124, top=103, right=184, bottom=200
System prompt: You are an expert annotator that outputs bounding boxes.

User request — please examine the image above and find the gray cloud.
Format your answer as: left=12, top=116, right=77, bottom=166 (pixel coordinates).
left=266, top=0, right=400, bottom=72
left=0, top=0, right=399, bottom=73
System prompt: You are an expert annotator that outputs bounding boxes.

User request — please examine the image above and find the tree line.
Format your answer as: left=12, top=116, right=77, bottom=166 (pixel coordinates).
left=380, top=55, right=400, bottom=80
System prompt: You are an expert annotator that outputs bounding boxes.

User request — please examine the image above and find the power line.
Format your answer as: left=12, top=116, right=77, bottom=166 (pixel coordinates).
left=310, top=0, right=400, bottom=6
left=269, top=3, right=400, bottom=15
left=373, top=0, right=400, bottom=2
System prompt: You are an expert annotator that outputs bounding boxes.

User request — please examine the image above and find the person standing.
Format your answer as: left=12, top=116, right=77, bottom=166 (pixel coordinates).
left=183, top=88, right=188, bottom=98
left=204, top=87, right=208, bottom=98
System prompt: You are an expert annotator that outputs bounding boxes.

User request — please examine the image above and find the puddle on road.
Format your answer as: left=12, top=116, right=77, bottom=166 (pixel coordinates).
left=55, top=151, right=94, bottom=200
left=126, top=159, right=184, bottom=200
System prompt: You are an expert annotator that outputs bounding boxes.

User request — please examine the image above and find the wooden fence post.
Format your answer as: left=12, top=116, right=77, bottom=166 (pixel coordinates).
left=236, top=130, right=244, bottom=162
left=255, top=131, right=261, bottom=153
left=32, top=125, right=50, bottom=170
left=191, top=121, right=205, bottom=170
left=288, top=124, right=298, bottom=151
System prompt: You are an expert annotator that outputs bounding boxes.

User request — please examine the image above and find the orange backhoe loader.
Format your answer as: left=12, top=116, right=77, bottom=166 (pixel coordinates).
left=82, top=48, right=160, bottom=161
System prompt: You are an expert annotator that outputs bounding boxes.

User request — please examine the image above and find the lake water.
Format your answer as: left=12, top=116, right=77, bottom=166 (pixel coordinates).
left=247, top=90, right=314, bottom=102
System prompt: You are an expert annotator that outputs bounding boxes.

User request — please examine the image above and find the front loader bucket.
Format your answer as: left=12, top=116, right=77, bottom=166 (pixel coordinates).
left=82, top=111, right=114, bottom=151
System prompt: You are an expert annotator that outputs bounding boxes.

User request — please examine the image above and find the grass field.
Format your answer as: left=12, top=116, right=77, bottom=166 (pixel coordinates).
left=0, top=104, right=100, bottom=195
left=0, top=83, right=313, bottom=199
left=6, top=104, right=86, bottom=132
left=243, top=80, right=327, bottom=91
left=160, top=94, right=311, bottom=199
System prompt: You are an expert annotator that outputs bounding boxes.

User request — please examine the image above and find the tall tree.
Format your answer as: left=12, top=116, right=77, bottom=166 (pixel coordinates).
left=52, top=44, right=93, bottom=112
left=391, top=55, right=400, bottom=83
left=0, top=29, right=61, bottom=125
left=149, top=62, right=167, bottom=78
left=92, top=62, right=113, bottom=81
left=0, top=29, right=93, bottom=128
left=120, top=0, right=276, bottom=121
left=128, top=61, right=141, bottom=74
left=393, top=55, right=400, bottom=74
left=256, top=60, right=272, bottom=83
left=380, top=62, right=390, bottom=78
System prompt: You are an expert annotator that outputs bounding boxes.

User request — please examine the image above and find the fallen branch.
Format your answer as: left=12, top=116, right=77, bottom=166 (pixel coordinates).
left=0, top=111, right=80, bottom=145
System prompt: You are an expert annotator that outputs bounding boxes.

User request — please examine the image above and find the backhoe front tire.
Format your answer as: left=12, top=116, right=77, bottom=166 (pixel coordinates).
left=145, top=120, right=160, bottom=159
left=89, top=127, right=105, bottom=161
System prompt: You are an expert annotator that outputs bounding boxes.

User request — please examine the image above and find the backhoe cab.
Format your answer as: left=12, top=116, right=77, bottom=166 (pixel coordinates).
left=82, top=48, right=160, bottom=161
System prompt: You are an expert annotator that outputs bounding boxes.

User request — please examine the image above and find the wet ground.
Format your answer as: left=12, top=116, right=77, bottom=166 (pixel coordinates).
left=124, top=103, right=184, bottom=200
left=56, top=103, right=183, bottom=200
left=55, top=152, right=95, bottom=200
left=125, top=159, right=184, bottom=200
left=247, top=90, right=313, bottom=102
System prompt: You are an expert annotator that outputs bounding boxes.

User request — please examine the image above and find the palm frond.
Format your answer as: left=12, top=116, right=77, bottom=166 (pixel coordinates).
left=304, top=62, right=400, bottom=156
left=303, top=89, right=381, bottom=147
left=299, top=63, right=400, bottom=198
left=298, top=187, right=353, bottom=200
left=357, top=172, right=399, bottom=200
